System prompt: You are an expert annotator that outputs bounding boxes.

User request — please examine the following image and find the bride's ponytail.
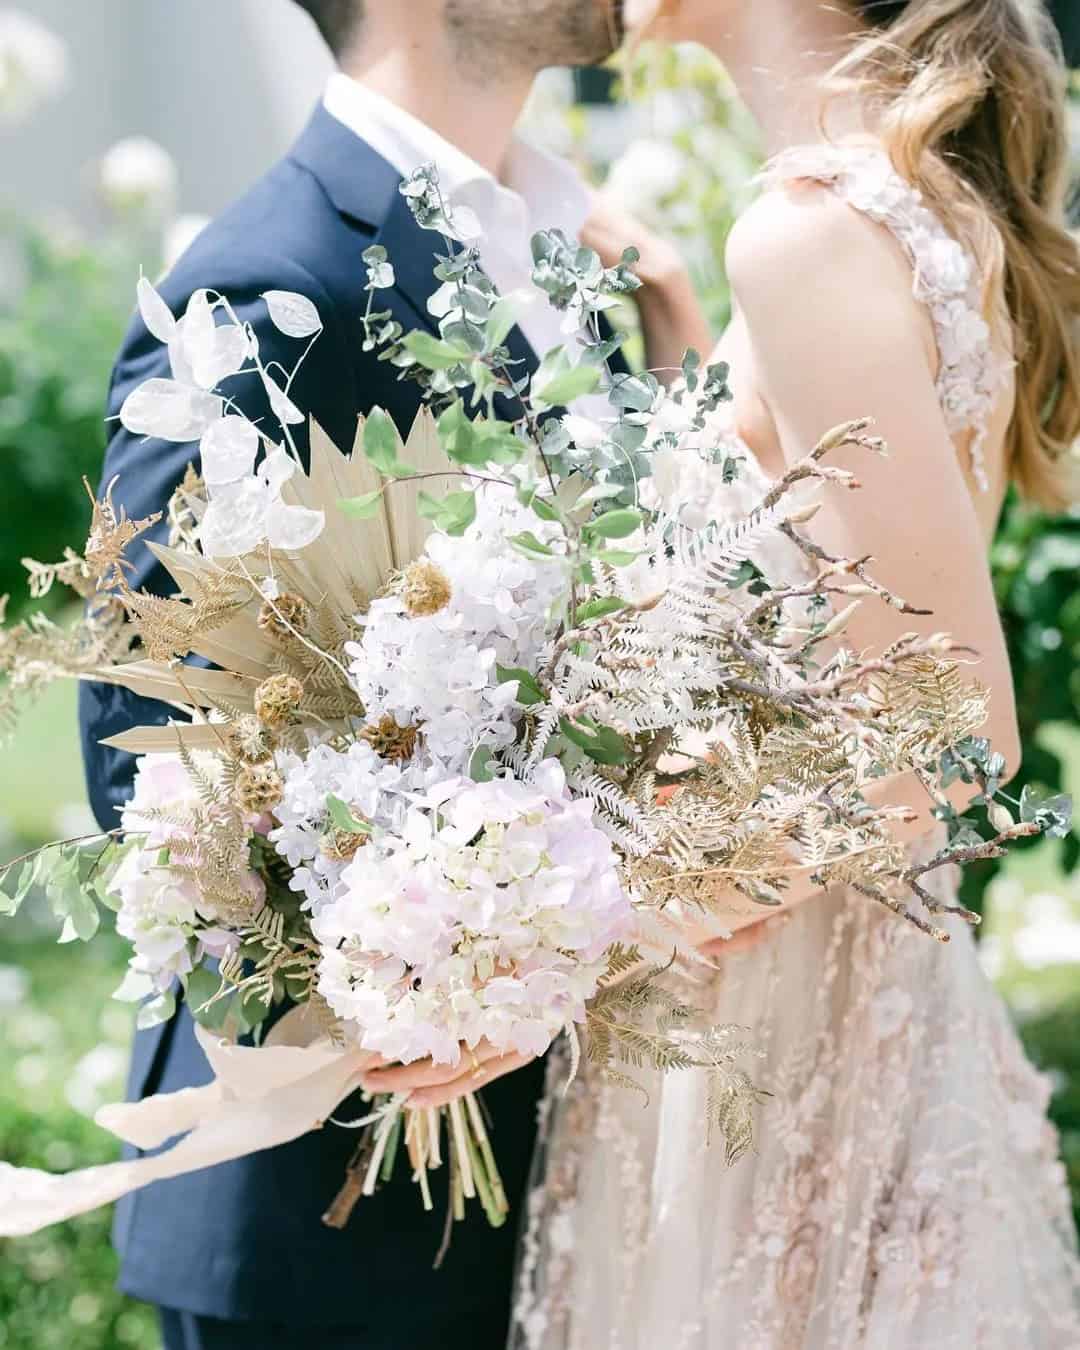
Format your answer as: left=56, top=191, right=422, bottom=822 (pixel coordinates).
left=841, top=0, right=1080, bottom=509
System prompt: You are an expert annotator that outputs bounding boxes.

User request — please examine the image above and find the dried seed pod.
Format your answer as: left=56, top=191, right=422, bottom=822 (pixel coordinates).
left=360, top=713, right=420, bottom=763
left=254, top=673, right=305, bottom=730
left=224, top=714, right=278, bottom=764
left=402, top=559, right=452, bottom=618
left=321, top=825, right=371, bottom=863
left=235, top=762, right=284, bottom=814
left=257, top=592, right=311, bottom=641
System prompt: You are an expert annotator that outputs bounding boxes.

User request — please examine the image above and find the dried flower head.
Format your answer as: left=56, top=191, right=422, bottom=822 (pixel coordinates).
left=257, top=592, right=311, bottom=641
left=254, top=673, right=305, bottom=731
left=235, top=762, right=284, bottom=814
left=360, top=714, right=420, bottom=763
left=224, top=714, right=278, bottom=764
left=322, top=824, right=371, bottom=863
left=402, top=560, right=452, bottom=618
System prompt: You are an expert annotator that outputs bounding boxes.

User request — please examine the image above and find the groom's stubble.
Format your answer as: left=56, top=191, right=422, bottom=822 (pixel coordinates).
left=444, top=0, right=624, bottom=71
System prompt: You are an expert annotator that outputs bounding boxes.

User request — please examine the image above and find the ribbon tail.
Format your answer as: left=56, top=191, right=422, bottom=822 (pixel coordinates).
left=0, top=1038, right=365, bottom=1237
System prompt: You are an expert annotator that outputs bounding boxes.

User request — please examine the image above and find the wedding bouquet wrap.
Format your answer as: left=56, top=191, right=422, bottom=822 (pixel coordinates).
left=0, top=166, right=1067, bottom=1245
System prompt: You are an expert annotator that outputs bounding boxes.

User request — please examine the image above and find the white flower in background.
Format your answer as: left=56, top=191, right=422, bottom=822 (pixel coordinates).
left=1011, top=891, right=1080, bottom=971
left=348, top=486, right=568, bottom=771
left=163, top=212, right=211, bottom=272
left=65, top=1044, right=127, bottom=1117
left=604, top=138, right=687, bottom=224
left=99, top=136, right=179, bottom=217
left=0, top=9, right=67, bottom=125
left=0, top=963, right=29, bottom=1009
left=312, top=760, right=635, bottom=1065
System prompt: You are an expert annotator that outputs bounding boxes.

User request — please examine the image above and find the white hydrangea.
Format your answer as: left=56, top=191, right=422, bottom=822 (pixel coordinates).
left=110, top=754, right=259, bottom=990
left=269, top=738, right=451, bottom=911
left=311, top=760, right=634, bottom=1065
left=347, top=487, right=568, bottom=772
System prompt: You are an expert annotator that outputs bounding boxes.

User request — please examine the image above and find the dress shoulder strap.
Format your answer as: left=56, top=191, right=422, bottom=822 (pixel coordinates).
left=763, top=144, right=1012, bottom=492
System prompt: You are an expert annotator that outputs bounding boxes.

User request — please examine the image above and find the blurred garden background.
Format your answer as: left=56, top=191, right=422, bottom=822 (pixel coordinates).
left=0, top=3, right=1078, bottom=1347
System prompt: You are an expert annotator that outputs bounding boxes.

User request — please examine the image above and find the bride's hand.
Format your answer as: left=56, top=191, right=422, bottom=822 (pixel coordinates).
left=582, top=193, right=712, bottom=381
left=695, top=911, right=791, bottom=963
left=359, top=1039, right=535, bottom=1110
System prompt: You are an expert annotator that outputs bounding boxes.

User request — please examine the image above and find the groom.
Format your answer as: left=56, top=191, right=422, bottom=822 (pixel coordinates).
left=77, top=3, right=635, bottom=1348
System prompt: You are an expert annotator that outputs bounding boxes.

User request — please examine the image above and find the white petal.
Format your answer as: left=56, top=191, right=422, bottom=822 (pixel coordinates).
left=200, top=416, right=259, bottom=486
left=262, top=290, right=323, bottom=339
left=137, top=276, right=177, bottom=344
left=446, top=202, right=483, bottom=243
left=265, top=498, right=325, bottom=552
left=259, top=445, right=297, bottom=495
left=427, top=281, right=457, bottom=319
left=120, top=378, right=223, bottom=442
left=261, top=369, right=305, bottom=426
left=200, top=480, right=270, bottom=558
left=181, top=289, right=216, bottom=371
left=168, top=316, right=196, bottom=386
left=190, top=322, right=250, bottom=390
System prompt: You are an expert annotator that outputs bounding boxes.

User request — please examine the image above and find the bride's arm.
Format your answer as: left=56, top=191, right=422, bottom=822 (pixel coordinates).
left=702, top=186, right=1021, bottom=937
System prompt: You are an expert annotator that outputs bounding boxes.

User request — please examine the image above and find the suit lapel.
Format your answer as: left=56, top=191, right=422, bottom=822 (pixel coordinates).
left=288, top=103, right=629, bottom=410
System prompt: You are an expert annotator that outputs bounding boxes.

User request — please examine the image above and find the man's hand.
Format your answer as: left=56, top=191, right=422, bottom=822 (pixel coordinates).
left=360, top=1039, right=535, bottom=1110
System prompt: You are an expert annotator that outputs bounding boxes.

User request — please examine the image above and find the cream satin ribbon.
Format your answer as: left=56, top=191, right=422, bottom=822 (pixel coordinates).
left=0, top=1007, right=373, bottom=1238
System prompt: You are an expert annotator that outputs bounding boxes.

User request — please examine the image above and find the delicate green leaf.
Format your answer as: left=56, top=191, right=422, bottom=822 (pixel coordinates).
left=417, top=488, right=477, bottom=536
left=137, top=988, right=177, bottom=1031
left=574, top=597, right=626, bottom=624
left=327, top=794, right=372, bottom=835
left=534, top=364, right=602, bottom=409
left=486, top=296, right=521, bottom=350
left=46, top=854, right=99, bottom=943
left=338, top=489, right=384, bottom=519
left=559, top=717, right=631, bottom=766
left=586, top=508, right=643, bottom=541
left=185, top=966, right=227, bottom=1026
left=469, top=745, right=497, bottom=782
left=402, top=330, right=469, bottom=370
left=363, top=408, right=410, bottom=476
left=497, top=665, right=545, bottom=706
left=607, top=372, right=658, bottom=413
left=516, top=483, right=560, bottom=523
left=1019, top=784, right=1073, bottom=839
left=592, top=549, right=640, bottom=568
left=509, top=531, right=555, bottom=559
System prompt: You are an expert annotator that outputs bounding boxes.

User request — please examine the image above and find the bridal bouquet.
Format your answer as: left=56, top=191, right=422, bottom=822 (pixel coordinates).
left=0, top=166, right=1067, bottom=1241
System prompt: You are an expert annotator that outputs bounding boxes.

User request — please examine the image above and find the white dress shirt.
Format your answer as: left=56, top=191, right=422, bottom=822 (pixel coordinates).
left=323, top=72, right=593, bottom=368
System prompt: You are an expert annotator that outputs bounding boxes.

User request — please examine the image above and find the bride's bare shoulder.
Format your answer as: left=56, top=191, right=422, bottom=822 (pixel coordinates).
left=725, top=179, right=921, bottom=326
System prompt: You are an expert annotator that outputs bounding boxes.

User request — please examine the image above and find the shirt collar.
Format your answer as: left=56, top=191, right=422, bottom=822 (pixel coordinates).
left=323, top=72, right=590, bottom=246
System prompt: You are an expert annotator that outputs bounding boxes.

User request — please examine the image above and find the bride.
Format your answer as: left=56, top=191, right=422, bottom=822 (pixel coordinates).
left=512, top=0, right=1080, bottom=1345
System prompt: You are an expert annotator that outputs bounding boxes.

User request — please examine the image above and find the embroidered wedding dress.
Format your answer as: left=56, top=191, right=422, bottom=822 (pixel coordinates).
left=511, top=147, right=1080, bottom=1350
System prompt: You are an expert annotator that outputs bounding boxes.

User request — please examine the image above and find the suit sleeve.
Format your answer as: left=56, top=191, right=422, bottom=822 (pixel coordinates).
left=79, top=258, right=359, bottom=831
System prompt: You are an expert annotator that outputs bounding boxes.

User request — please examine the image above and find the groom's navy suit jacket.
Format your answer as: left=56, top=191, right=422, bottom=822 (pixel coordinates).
left=79, top=104, right=604, bottom=1340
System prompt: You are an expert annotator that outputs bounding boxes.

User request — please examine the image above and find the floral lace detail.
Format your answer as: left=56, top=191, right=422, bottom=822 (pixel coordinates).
left=512, top=882, right=1080, bottom=1350
left=510, top=349, right=1080, bottom=1346
left=765, top=144, right=1014, bottom=492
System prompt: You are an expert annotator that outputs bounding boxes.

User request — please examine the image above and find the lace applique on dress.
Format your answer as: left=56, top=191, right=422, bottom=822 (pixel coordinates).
left=765, top=145, right=1014, bottom=492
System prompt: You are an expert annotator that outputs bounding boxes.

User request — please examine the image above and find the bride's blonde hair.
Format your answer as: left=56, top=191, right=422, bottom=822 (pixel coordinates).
left=836, top=0, right=1079, bottom=509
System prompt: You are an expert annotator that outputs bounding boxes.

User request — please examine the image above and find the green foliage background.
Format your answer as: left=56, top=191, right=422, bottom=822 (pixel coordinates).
left=0, top=46, right=1076, bottom=1350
